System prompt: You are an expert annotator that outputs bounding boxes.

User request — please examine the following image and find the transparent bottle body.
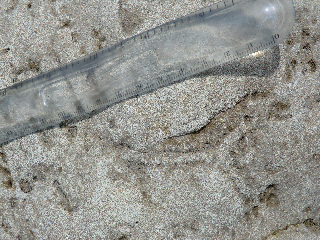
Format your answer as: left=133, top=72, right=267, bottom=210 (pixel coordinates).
left=0, top=0, right=295, bottom=144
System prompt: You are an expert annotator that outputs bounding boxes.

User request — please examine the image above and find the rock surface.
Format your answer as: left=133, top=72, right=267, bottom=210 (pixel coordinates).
left=0, top=0, right=319, bottom=239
